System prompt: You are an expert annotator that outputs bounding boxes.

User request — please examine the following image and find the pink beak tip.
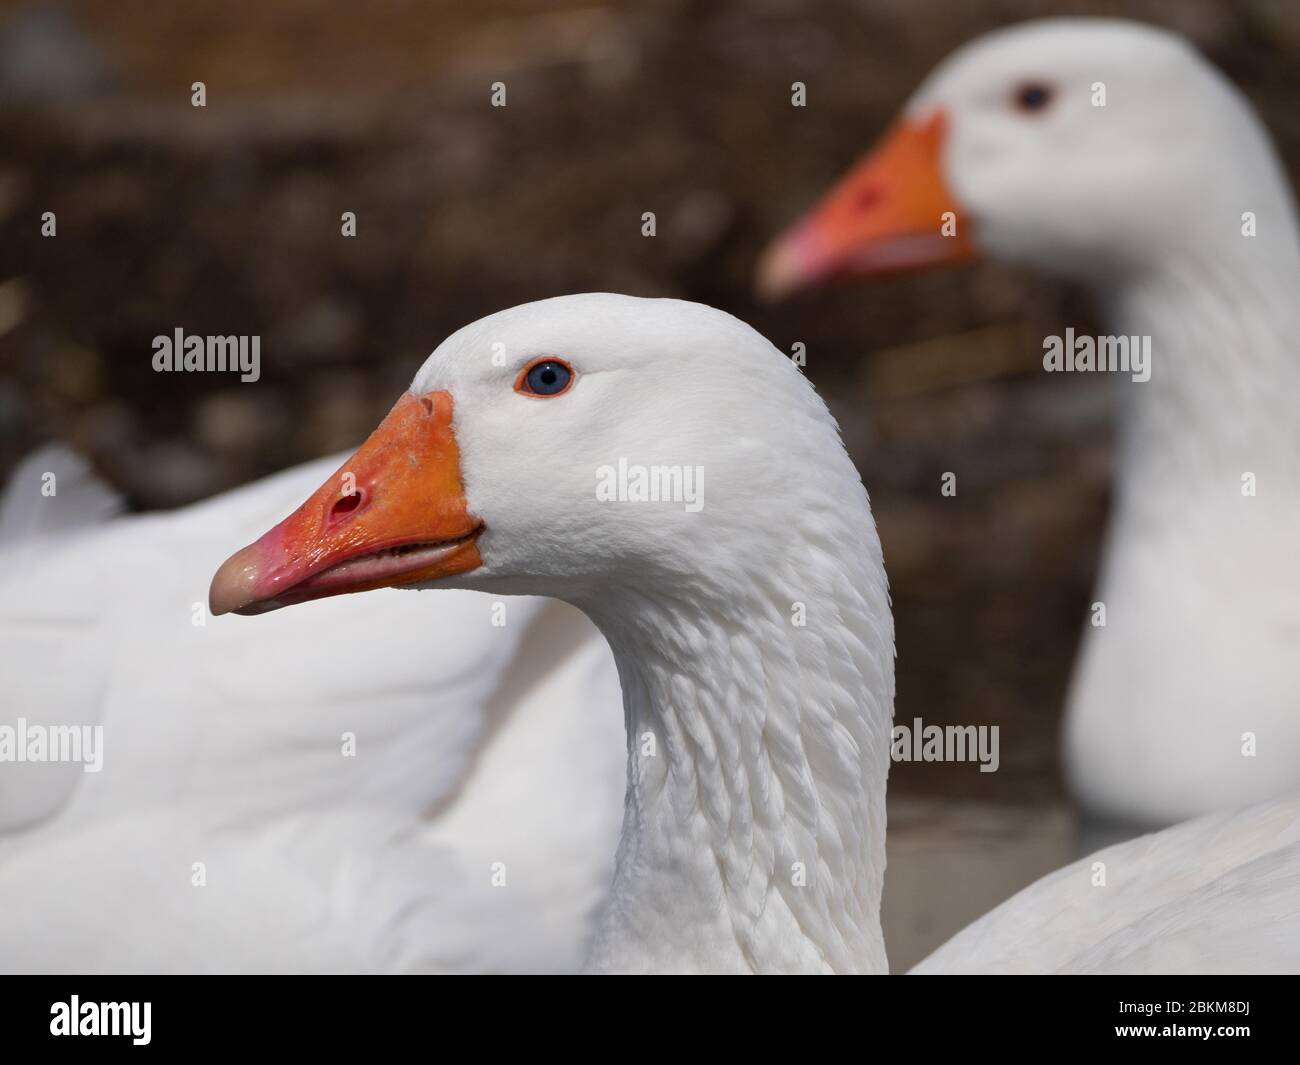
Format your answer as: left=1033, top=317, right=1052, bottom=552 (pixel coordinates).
left=756, top=221, right=825, bottom=302
left=209, top=541, right=266, bottom=617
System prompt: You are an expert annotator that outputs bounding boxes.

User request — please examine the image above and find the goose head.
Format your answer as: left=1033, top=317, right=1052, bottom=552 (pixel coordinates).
left=209, top=293, right=866, bottom=620
left=758, top=17, right=1289, bottom=292
left=211, top=294, right=893, bottom=972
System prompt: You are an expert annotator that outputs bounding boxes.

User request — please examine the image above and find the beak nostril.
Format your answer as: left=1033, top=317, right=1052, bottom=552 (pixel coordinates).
left=852, top=185, right=883, bottom=213
left=420, top=397, right=434, bottom=415
left=329, top=491, right=364, bottom=523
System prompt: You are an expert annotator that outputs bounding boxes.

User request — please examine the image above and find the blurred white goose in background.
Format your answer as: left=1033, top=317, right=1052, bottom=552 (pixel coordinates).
left=210, top=293, right=1300, bottom=973
left=759, top=18, right=1300, bottom=843
left=0, top=444, right=625, bottom=972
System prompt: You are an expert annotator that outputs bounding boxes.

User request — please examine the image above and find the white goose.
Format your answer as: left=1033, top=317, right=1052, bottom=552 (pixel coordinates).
left=0, top=445, right=625, bottom=972
left=759, top=18, right=1300, bottom=840
left=211, top=293, right=1300, bottom=973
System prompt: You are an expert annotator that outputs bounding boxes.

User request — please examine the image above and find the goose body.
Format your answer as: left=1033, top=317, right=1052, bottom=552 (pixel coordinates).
left=759, top=18, right=1300, bottom=833
left=0, top=446, right=625, bottom=972
left=917, top=798, right=1300, bottom=974
left=210, top=292, right=1300, bottom=973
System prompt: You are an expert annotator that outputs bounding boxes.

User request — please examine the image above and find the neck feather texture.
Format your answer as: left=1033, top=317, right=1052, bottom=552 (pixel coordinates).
left=575, top=472, right=894, bottom=974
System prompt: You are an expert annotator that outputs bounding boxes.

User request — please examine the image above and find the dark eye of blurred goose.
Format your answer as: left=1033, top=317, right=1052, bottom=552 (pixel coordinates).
left=518, top=358, right=573, bottom=397
left=1013, top=82, right=1053, bottom=113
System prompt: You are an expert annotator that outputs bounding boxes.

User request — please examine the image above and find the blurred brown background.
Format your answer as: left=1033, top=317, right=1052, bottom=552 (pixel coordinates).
left=2, top=0, right=1298, bottom=825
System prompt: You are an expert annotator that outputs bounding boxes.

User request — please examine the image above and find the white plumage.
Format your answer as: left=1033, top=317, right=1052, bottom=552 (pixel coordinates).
left=919, top=19, right=1300, bottom=834
left=761, top=17, right=1300, bottom=836
left=917, top=799, right=1300, bottom=974
left=208, top=293, right=1300, bottom=973
left=0, top=445, right=625, bottom=972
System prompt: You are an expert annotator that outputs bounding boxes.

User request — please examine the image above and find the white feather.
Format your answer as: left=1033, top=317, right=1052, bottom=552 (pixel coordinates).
left=0, top=450, right=625, bottom=972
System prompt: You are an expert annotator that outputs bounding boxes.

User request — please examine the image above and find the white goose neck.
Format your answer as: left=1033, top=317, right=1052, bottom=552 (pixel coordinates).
left=1063, top=132, right=1300, bottom=825
left=1097, top=262, right=1300, bottom=524
left=1095, top=117, right=1300, bottom=503
left=576, top=493, right=894, bottom=974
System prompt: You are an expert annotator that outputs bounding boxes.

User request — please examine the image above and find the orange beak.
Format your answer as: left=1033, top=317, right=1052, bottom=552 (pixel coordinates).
left=756, top=109, right=973, bottom=299
left=209, top=391, right=483, bottom=616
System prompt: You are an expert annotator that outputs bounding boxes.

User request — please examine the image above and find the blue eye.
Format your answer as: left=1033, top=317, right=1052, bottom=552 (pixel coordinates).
left=518, top=359, right=573, bottom=397
left=1013, top=82, right=1054, bottom=113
